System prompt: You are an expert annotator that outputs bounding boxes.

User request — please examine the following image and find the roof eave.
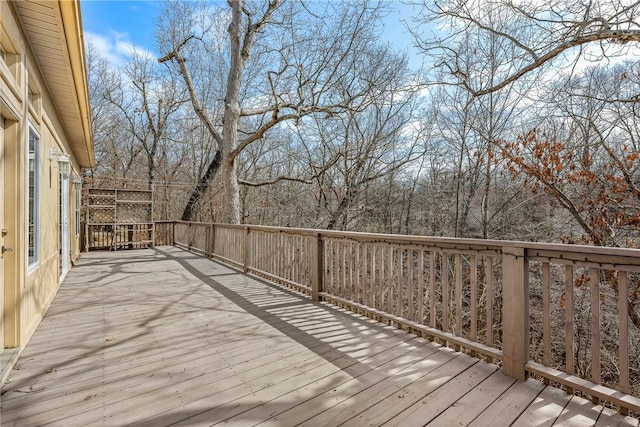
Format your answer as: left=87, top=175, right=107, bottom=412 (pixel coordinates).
left=59, top=0, right=94, bottom=169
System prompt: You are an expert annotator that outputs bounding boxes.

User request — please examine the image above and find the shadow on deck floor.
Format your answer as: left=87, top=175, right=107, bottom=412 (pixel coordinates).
left=1, top=247, right=637, bottom=426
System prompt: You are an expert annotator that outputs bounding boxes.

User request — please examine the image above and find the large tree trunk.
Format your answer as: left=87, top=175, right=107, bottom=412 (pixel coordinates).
left=220, top=1, right=246, bottom=224
left=181, top=151, right=222, bottom=221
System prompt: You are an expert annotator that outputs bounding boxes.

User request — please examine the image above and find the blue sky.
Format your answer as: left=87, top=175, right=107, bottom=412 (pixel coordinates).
left=81, top=0, right=422, bottom=68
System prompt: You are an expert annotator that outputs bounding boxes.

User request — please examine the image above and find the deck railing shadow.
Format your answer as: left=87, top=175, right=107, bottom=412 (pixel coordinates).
left=157, top=220, right=640, bottom=416
left=154, top=246, right=434, bottom=378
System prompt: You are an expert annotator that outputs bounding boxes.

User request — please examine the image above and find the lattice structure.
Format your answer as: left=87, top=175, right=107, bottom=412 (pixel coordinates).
left=85, top=188, right=154, bottom=251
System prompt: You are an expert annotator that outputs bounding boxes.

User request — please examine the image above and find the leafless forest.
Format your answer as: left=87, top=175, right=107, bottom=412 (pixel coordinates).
left=86, top=0, right=640, bottom=398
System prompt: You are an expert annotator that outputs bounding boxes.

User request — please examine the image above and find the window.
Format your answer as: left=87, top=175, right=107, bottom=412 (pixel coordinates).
left=28, top=126, right=40, bottom=267
left=27, top=82, right=41, bottom=116
left=0, top=26, right=19, bottom=83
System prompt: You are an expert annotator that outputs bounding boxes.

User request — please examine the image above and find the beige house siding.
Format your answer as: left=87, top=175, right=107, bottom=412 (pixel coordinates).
left=0, top=0, right=93, bottom=375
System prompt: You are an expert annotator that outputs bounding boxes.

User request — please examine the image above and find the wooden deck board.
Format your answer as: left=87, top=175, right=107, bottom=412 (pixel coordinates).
left=552, top=395, right=603, bottom=426
left=469, top=378, right=546, bottom=426
left=512, top=384, right=572, bottom=426
left=1, top=247, right=636, bottom=426
left=380, top=359, right=498, bottom=426
left=425, top=367, right=515, bottom=426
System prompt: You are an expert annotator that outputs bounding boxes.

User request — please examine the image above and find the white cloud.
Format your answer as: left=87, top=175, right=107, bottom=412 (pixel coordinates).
left=85, top=31, right=156, bottom=66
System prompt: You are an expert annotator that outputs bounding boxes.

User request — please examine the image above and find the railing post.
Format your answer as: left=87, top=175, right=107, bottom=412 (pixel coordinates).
left=311, top=233, right=324, bottom=301
left=243, top=226, right=250, bottom=273
left=188, top=222, right=193, bottom=250
left=171, top=222, right=175, bottom=246
left=502, top=245, right=529, bottom=381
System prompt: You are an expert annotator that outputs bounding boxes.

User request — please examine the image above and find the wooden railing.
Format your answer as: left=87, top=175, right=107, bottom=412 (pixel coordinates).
left=158, top=221, right=640, bottom=415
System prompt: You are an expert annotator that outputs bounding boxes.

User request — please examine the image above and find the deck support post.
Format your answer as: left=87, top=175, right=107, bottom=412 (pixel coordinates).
left=502, top=245, right=529, bottom=381
left=312, top=233, right=324, bottom=302
left=243, top=227, right=250, bottom=273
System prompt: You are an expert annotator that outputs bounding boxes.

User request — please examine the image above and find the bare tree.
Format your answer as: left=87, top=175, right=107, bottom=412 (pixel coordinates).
left=86, top=41, right=143, bottom=182
left=411, top=0, right=640, bottom=97
left=421, top=7, right=534, bottom=239
left=102, top=52, right=186, bottom=190
left=157, top=0, right=401, bottom=223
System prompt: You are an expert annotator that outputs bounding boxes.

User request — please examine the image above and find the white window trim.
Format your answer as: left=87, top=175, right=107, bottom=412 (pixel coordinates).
left=27, top=123, right=40, bottom=272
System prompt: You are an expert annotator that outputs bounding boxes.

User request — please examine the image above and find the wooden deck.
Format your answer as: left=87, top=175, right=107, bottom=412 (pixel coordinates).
left=1, top=247, right=638, bottom=426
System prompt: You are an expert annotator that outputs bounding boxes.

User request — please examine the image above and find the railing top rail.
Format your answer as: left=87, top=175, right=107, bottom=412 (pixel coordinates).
left=165, top=221, right=640, bottom=264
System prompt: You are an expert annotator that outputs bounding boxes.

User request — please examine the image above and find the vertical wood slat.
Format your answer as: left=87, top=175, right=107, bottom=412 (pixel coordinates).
left=207, top=224, right=213, bottom=258
left=284, top=234, right=289, bottom=281
left=455, top=254, right=462, bottom=342
left=565, top=265, right=574, bottom=392
left=342, top=241, right=347, bottom=300
left=378, top=244, right=384, bottom=310
left=311, top=233, right=323, bottom=301
left=278, top=233, right=283, bottom=278
left=255, top=231, right=260, bottom=270
left=327, top=240, right=333, bottom=295
left=542, top=262, right=551, bottom=371
left=243, top=227, right=250, bottom=273
left=397, top=247, right=404, bottom=318
left=408, top=250, right=414, bottom=321
left=429, top=251, right=436, bottom=329
left=345, top=242, right=354, bottom=301
left=297, top=235, right=302, bottom=285
left=486, top=256, right=494, bottom=347
left=388, top=245, right=393, bottom=314
left=370, top=244, right=376, bottom=309
left=342, top=241, right=348, bottom=297
left=337, top=240, right=341, bottom=295
left=260, top=232, right=265, bottom=271
left=470, top=255, right=478, bottom=347
left=335, top=242, right=339, bottom=300
left=362, top=243, right=367, bottom=306
left=279, top=232, right=283, bottom=277
left=356, top=243, right=361, bottom=304
left=298, top=235, right=303, bottom=284
left=263, top=232, right=268, bottom=274
left=359, top=243, right=363, bottom=306
left=362, top=242, right=366, bottom=305
left=330, top=240, right=336, bottom=295
left=619, top=271, right=629, bottom=413
left=288, top=234, right=293, bottom=282
left=266, top=233, right=271, bottom=274
left=287, top=234, right=292, bottom=281
left=590, top=267, right=601, bottom=391
left=274, top=232, right=279, bottom=278
left=418, top=250, right=424, bottom=325
left=272, top=232, right=276, bottom=276
left=292, top=236, right=302, bottom=283
left=442, top=253, right=449, bottom=333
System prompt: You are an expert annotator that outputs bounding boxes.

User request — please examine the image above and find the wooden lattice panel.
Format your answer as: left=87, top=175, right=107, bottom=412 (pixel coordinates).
left=85, top=188, right=154, bottom=250
left=117, top=190, right=152, bottom=202
left=116, top=203, right=152, bottom=223
left=88, top=207, right=115, bottom=224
